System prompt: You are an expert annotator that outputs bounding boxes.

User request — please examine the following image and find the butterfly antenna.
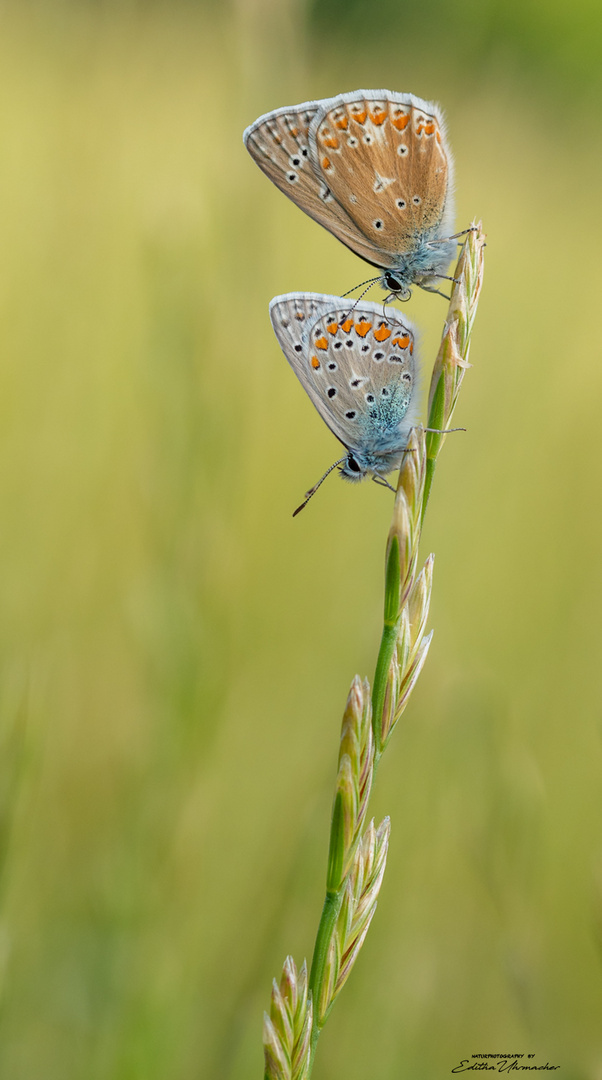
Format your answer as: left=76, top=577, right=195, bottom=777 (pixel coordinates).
left=292, top=456, right=347, bottom=517
left=340, top=279, right=380, bottom=323
left=340, top=275, right=380, bottom=300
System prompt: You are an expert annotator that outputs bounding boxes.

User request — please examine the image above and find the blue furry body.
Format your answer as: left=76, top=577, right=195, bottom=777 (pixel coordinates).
left=339, top=384, right=414, bottom=481
left=380, top=232, right=457, bottom=294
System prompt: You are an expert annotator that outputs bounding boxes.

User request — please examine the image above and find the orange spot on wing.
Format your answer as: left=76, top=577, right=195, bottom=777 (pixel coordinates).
left=392, top=335, right=410, bottom=349
left=274, top=134, right=282, bottom=144
left=322, top=135, right=339, bottom=149
left=326, top=322, right=339, bottom=335
left=311, top=356, right=320, bottom=369
left=290, top=126, right=299, bottom=136
left=355, top=319, right=371, bottom=337
left=410, top=341, right=414, bottom=354
left=374, top=324, right=391, bottom=342
left=340, top=317, right=354, bottom=333
left=436, top=130, right=442, bottom=143
left=391, top=112, right=410, bottom=130
left=351, top=108, right=367, bottom=124
left=424, top=122, right=436, bottom=135
left=322, top=156, right=331, bottom=170
left=314, top=336, right=329, bottom=350
left=334, top=116, right=349, bottom=130
left=370, top=109, right=386, bottom=125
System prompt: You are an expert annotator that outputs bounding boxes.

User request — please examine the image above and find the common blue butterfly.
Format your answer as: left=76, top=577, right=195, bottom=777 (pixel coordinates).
left=245, top=90, right=457, bottom=300
left=270, top=293, right=420, bottom=512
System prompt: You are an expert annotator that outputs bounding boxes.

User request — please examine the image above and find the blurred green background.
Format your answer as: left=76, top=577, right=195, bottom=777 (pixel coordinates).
left=0, top=1, right=601, bottom=1077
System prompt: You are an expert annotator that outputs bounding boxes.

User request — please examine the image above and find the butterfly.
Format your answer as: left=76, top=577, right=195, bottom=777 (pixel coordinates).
left=270, top=292, right=420, bottom=514
left=245, top=89, right=458, bottom=301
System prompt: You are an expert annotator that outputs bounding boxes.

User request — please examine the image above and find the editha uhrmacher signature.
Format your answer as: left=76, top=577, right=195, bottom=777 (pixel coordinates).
left=452, top=1057, right=560, bottom=1073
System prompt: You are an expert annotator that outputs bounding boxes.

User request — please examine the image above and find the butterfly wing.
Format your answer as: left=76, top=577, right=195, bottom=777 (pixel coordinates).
left=243, top=100, right=396, bottom=267
left=269, top=293, right=420, bottom=456
left=308, top=90, right=454, bottom=270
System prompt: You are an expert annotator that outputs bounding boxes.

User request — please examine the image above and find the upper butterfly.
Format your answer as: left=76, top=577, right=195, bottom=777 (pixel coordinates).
left=270, top=292, right=420, bottom=512
left=244, top=89, right=456, bottom=300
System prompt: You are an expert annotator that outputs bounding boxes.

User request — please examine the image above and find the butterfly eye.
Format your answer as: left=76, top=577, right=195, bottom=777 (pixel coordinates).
left=347, top=455, right=361, bottom=473
left=384, top=272, right=402, bottom=291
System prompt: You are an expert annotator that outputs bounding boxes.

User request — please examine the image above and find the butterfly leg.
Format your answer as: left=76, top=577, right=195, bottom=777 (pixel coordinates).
left=448, top=226, right=479, bottom=241
left=424, top=426, right=466, bottom=434
left=420, top=267, right=461, bottom=285
left=372, top=475, right=396, bottom=493
left=417, top=283, right=451, bottom=301
left=428, top=226, right=478, bottom=245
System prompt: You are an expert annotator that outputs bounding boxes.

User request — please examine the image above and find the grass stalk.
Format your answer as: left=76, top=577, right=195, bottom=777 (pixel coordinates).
left=263, top=224, right=486, bottom=1080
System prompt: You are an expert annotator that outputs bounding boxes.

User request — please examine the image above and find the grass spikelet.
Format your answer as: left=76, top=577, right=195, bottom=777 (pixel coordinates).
left=263, top=957, right=313, bottom=1080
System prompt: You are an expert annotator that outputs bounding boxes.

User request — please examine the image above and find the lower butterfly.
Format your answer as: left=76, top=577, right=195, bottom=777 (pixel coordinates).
left=246, top=89, right=463, bottom=301
left=270, top=293, right=421, bottom=515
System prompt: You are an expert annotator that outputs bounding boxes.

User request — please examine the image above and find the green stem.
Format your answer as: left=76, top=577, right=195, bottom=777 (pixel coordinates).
left=422, top=372, right=447, bottom=526
left=308, top=890, right=344, bottom=1069
left=371, top=620, right=400, bottom=758
left=421, top=455, right=436, bottom=527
